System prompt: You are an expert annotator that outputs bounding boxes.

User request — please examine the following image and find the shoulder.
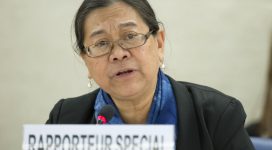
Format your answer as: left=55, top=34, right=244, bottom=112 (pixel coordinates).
left=58, top=89, right=99, bottom=110
left=168, top=75, right=242, bottom=114
left=173, top=79, right=246, bottom=125
left=180, top=81, right=242, bottom=111
left=46, top=89, right=99, bottom=124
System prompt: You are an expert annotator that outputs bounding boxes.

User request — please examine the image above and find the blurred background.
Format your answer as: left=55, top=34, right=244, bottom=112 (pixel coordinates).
left=1, top=0, right=272, bottom=149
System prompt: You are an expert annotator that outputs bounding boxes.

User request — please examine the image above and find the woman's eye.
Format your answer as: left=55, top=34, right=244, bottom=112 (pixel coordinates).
left=125, top=33, right=138, bottom=40
left=95, top=41, right=109, bottom=48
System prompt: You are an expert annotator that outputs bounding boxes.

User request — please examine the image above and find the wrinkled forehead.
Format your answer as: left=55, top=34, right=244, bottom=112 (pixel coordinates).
left=83, top=2, right=148, bottom=38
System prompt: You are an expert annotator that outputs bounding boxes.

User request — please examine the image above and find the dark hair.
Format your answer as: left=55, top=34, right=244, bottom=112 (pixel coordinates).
left=74, top=0, right=160, bottom=54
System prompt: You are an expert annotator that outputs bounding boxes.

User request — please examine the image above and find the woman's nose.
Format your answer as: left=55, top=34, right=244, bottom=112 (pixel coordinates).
left=109, top=44, right=131, bottom=62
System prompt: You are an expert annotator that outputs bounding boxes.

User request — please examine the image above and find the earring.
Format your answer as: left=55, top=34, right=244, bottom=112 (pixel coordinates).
left=160, top=62, right=165, bottom=69
left=87, top=79, right=93, bottom=88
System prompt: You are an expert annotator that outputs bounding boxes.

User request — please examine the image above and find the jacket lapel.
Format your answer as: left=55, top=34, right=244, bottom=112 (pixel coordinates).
left=168, top=76, right=201, bottom=150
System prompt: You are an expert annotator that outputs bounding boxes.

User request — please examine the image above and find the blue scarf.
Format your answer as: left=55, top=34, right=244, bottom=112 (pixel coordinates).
left=94, top=70, right=177, bottom=127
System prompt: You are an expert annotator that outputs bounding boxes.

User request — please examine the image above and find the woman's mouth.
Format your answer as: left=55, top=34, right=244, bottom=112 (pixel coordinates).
left=116, top=69, right=134, bottom=76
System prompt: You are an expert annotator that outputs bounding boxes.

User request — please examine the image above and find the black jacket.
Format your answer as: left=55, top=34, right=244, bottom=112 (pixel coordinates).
left=46, top=76, right=255, bottom=150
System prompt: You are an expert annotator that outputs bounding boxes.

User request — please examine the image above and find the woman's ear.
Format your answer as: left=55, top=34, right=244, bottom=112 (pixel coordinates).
left=80, top=53, right=93, bottom=79
left=88, top=74, right=92, bottom=80
left=156, top=26, right=165, bottom=63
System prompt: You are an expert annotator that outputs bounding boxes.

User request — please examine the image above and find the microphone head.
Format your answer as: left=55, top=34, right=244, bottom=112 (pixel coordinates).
left=97, top=105, right=115, bottom=124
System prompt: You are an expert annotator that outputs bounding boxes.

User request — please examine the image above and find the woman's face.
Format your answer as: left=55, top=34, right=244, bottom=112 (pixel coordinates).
left=82, top=2, right=165, bottom=101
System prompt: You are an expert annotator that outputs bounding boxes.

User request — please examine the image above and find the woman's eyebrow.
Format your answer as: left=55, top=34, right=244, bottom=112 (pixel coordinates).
left=90, top=30, right=106, bottom=38
left=118, top=21, right=137, bottom=29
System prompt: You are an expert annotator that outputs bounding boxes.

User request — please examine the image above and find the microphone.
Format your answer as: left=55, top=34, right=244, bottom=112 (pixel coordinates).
left=97, top=105, right=115, bottom=124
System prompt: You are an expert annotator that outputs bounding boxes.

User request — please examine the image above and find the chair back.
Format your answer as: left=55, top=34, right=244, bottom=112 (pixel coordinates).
left=251, top=137, right=272, bottom=150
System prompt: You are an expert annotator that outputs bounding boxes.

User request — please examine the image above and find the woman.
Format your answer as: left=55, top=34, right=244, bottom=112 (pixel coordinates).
left=46, top=0, right=254, bottom=149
